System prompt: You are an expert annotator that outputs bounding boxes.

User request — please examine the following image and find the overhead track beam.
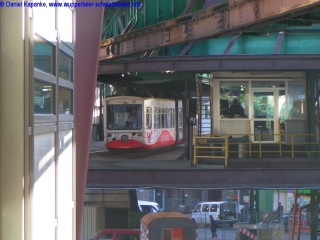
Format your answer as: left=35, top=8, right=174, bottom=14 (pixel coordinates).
left=100, top=0, right=320, bottom=60
left=98, top=54, right=320, bottom=74
left=86, top=168, right=320, bottom=189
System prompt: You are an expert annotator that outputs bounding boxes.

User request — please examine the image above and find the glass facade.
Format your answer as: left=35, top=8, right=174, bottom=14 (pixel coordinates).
left=34, top=35, right=55, bottom=75
left=59, top=87, right=73, bottom=114
left=218, top=78, right=305, bottom=143
left=32, top=6, right=75, bottom=240
left=59, top=50, right=73, bottom=81
left=34, top=39, right=74, bottom=116
left=34, top=81, right=55, bottom=114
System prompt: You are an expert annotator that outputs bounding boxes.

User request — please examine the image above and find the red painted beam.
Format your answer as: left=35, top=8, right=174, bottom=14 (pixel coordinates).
left=75, top=3, right=103, bottom=240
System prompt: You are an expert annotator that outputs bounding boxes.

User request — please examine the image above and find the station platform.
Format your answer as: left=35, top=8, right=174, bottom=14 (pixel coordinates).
left=88, top=141, right=319, bottom=170
left=88, top=141, right=199, bottom=170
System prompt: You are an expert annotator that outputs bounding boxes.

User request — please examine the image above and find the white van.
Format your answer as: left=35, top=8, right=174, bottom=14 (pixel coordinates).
left=138, top=200, right=161, bottom=213
left=191, top=201, right=238, bottom=226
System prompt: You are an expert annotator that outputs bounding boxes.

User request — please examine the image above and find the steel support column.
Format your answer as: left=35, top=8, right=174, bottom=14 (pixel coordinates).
left=310, top=189, right=319, bottom=240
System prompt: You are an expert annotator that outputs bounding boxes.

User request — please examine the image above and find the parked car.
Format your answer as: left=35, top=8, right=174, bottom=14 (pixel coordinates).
left=138, top=200, right=160, bottom=213
left=89, top=229, right=140, bottom=240
left=191, top=201, right=239, bottom=226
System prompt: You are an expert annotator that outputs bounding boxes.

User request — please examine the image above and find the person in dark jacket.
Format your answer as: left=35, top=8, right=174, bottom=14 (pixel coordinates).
left=277, top=202, right=284, bottom=222
left=208, top=215, right=218, bottom=239
left=229, top=99, right=244, bottom=116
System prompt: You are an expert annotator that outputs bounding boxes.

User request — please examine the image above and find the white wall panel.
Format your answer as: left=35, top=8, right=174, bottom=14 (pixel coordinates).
left=57, top=130, right=74, bottom=240
left=33, top=133, right=56, bottom=240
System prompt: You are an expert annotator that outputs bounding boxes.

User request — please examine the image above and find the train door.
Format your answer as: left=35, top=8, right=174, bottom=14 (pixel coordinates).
left=251, top=89, right=280, bottom=143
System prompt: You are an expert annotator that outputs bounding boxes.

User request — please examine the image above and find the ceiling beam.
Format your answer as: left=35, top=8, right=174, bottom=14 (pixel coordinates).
left=98, top=54, right=320, bottom=74
left=100, top=0, right=320, bottom=60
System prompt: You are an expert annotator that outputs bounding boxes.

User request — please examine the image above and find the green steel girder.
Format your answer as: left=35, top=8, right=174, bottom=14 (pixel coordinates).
left=187, top=29, right=320, bottom=55
left=102, top=1, right=140, bottom=41
left=100, top=0, right=320, bottom=60
left=102, top=0, right=200, bottom=41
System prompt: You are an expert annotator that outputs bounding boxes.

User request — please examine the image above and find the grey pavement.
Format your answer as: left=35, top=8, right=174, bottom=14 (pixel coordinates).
left=88, top=141, right=200, bottom=169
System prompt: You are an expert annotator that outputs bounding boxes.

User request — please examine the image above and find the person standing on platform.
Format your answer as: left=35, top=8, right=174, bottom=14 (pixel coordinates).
left=277, top=202, right=284, bottom=222
left=208, top=215, right=218, bottom=239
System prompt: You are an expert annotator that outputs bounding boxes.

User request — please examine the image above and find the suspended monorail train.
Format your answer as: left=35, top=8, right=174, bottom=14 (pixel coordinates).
left=104, top=96, right=184, bottom=150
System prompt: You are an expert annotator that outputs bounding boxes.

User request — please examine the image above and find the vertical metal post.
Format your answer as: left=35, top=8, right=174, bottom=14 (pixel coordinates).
left=290, top=190, right=298, bottom=240
left=209, top=74, right=214, bottom=136
left=306, top=71, right=317, bottom=159
left=99, top=83, right=104, bottom=141
left=184, top=79, right=189, bottom=160
left=255, top=191, right=259, bottom=223
left=189, top=122, right=194, bottom=167
left=250, top=190, right=255, bottom=224
left=310, top=190, right=319, bottom=240
left=291, top=134, right=294, bottom=159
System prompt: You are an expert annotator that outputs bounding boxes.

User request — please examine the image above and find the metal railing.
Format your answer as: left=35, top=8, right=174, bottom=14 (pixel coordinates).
left=193, top=136, right=229, bottom=167
left=193, top=133, right=319, bottom=167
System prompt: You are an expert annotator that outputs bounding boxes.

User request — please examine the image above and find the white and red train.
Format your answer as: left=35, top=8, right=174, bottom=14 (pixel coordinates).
left=104, top=96, right=183, bottom=150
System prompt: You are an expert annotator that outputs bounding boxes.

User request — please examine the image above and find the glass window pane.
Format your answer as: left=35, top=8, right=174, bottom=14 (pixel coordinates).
left=59, top=87, right=73, bottom=114
left=34, top=81, right=55, bottom=114
left=154, top=108, right=160, bottom=129
left=252, top=81, right=285, bottom=88
left=59, top=50, right=73, bottom=81
left=58, top=8, right=73, bottom=45
left=107, top=104, right=142, bottom=130
left=34, top=35, right=55, bottom=75
left=202, top=204, right=209, bottom=212
left=146, top=107, right=152, bottom=128
left=220, top=82, right=248, bottom=118
left=288, top=81, right=305, bottom=119
left=178, top=108, right=183, bottom=128
left=210, top=204, right=217, bottom=212
left=253, top=92, right=274, bottom=118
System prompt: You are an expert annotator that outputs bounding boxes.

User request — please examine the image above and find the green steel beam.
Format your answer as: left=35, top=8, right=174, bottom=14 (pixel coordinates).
left=100, top=0, right=320, bottom=60
left=102, top=0, right=198, bottom=44
left=187, top=30, right=320, bottom=55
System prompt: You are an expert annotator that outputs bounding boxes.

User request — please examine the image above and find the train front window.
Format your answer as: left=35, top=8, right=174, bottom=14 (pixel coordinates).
left=107, top=104, right=142, bottom=130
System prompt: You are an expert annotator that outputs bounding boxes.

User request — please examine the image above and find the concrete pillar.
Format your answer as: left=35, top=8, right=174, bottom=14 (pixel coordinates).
left=0, top=7, right=26, bottom=240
